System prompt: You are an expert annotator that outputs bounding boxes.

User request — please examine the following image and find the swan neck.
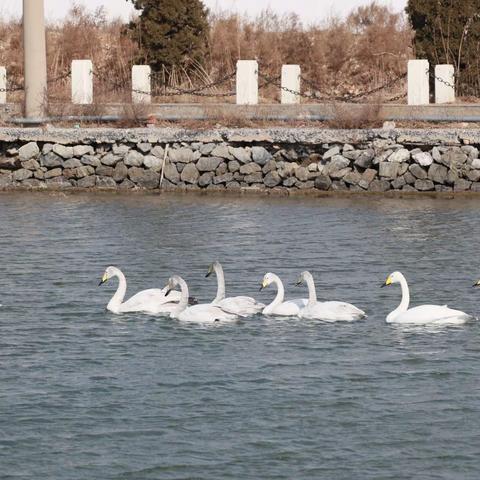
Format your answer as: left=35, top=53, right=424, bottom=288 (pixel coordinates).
left=108, top=270, right=127, bottom=311
left=176, top=277, right=189, bottom=312
left=399, top=276, right=410, bottom=312
left=213, top=264, right=226, bottom=302
left=267, top=275, right=284, bottom=310
left=305, top=275, right=317, bottom=305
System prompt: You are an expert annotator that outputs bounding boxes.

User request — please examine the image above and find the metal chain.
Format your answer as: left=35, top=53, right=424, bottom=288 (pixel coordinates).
left=426, top=68, right=456, bottom=90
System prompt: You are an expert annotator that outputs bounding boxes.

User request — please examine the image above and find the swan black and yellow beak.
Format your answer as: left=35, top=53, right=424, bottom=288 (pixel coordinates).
left=259, top=279, right=269, bottom=291
left=98, top=273, right=108, bottom=286
left=473, top=280, right=480, bottom=288
left=294, top=278, right=303, bottom=287
left=381, top=275, right=393, bottom=288
left=205, top=265, right=213, bottom=278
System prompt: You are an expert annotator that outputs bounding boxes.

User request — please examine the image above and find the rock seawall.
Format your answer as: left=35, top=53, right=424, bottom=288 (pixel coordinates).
left=2, top=127, right=480, bottom=193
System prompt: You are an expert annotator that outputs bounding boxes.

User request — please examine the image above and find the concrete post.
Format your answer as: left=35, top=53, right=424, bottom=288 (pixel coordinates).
left=236, top=60, right=258, bottom=105
left=408, top=59, right=429, bottom=105
left=435, top=64, right=455, bottom=104
left=72, top=60, right=93, bottom=104
left=23, top=0, right=48, bottom=119
left=0, top=67, right=6, bottom=104
left=132, top=65, right=151, bottom=104
left=281, top=65, right=301, bottom=104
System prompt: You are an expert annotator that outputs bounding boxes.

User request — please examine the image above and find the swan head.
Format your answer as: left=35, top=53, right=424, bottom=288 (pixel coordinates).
left=164, top=275, right=182, bottom=295
left=99, top=266, right=120, bottom=286
left=381, top=271, right=404, bottom=288
left=473, top=279, right=480, bottom=288
left=205, top=261, right=221, bottom=278
left=260, top=272, right=276, bottom=291
left=295, top=271, right=313, bottom=286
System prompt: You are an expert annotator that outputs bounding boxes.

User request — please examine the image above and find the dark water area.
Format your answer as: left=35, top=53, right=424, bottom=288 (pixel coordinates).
left=1, top=191, right=480, bottom=479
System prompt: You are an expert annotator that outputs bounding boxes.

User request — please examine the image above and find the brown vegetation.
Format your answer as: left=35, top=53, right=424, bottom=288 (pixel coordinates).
left=0, top=1, right=412, bottom=107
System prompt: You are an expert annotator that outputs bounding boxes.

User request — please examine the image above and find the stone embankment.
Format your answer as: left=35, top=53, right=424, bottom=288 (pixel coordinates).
left=2, top=127, right=480, bottom=193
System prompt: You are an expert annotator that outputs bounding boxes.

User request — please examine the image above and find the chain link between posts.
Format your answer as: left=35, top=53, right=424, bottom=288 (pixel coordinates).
left=427, top=68, right=456, bottom=90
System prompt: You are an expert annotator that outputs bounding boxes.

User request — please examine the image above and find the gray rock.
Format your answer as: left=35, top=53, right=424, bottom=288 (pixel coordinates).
left=343, top=150, right=362, bottom=161
left=226, top=181, right=241, bottom=190
left=325, top=155, right=350, bottom=175
left=409, top=164, right=428, bottom=180
left=137, top=142, right=152, bottom=153
left=392, top=176, right=406, bottom=190
left=440, top=149, right=467, bottom=167
left=354, top=149, right=375, bottom=169
left=21, top=159, right=40, bottom=171
left=343, top=170, right=362, bottom=185
left=330, top=168, right=351, bottom=179
left=128, top=167, right=160, bottom=189
left=244, top=172, right=263, bottom=184
left=295, top=166, right=309, bottom=181
left=40, top=152, right=63, bottom=168
left=34, top=170, right=45, bottom=180
left=262, top=159, right=277, bottom=174
left=198, top=172, right=214, bottom=187
left=415, top=179, right=435, bottom=191
left=413, top=151, right=433, bottom=167
left=228, top=160, right=241, bottom=173
left=358, top=169, right=377, bottom=189
left=199, top=143, right=215, bottom=155
left=214, top=173, right=234, bottom=184
left=163, top=164, right=180, bottom=184
left=21, top=179, right=45, bottom=189
left=402, top=185, right=417, bottom=192
left=124, top=150, right=144, bottom=167
left=379, top=162, right=400, bottom=179
left=180, top=163, right=200, bottom=184
left=432, top=147, right=442, bottom=162
left=169, top=147, right=195, bottom=163
left=435, top=185, right=453, bottom=192
left=471, top=182, right=480, bottom=192
left=462, top=145, right=478, bottom=159
left=18, top=142, right=39, bottom=161
left=369, top=179, right=391, bottom=192
left=454, top=179, right=472, bottom=192
left=96, top=176, right=117, bottom=189
left=6, top=148, right=18, bottom=156
left=73, top=145, right=94, bottom=157
left=144, top=155, right=163, bottom=171
left=403, top=172, right=416, bottom=185
left=446, top=170, right=458, bottom=185
left=389, top=149, right=410, bottom=163
left=215, top=162, right=228, bottom=176
left=323, top=146, right=340, bottom=160
left=110, top=162, right=127, bottom=182
left=307, top=163, right=318, bottom=172
left=150, top=146, right=165, bottom=159
left=314, top=175, right=332, bottom=191
left=251, top=146, right=272, bottom=166
left=296, top=180, right=315, bottom=190
left=77, top=175, right=96, bottom=188
left=46, top=176, right=72, bottom=189
left=63, top=158, right=83, bottom=169
left=471, top=159, right=480, bottom=170
left=240, top=163, right=262, bottom=175
left=230, top=147, right=251, bottom=164
left=119, top=179, right=136, bottom=190
left=197, top=157, right=222, bottom=172
left=0, top=173, right=13, bottom=188
left=53, top=144, right=74, bottom=159
left=331, top=180, right=348, bottom=191
left=13, top=169, right=33, bottom=181
left=81, top=155, right=101, bottom=168
left=96, top=165, right=114, bottom=177
left=428, top=164, right=448, bottom=184
left=112, top=144, right=130, bottom=157
left=75, top=166, right=95, bottom=179
left=211, top=145, right=233, bottom=160
left=101, top=153, right=121, bottom=167
left=44, top=168, right=63, bottom=179
left=282, top=177, right=297, bottom=187
left=467, top=170, right=480, bottom=182
left=264, top=171, right=281, bottom=187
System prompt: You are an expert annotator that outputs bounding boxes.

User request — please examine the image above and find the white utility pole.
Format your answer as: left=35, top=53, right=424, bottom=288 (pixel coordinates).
left=23, top=0, right=48, bottom=119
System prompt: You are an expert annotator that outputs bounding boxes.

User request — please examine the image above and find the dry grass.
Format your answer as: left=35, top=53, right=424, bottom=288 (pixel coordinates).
left=0, top=1, right=412, bottom=107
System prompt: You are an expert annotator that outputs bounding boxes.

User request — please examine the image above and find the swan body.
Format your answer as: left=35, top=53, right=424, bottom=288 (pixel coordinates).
left=383, top=271, right=472, bottom=325
left=206, top=261, right=264, bottom=316
left=99, top=266, right=181, bottom=314
left=296, top=271, right=366, bottom=321
left=166, top=275, right=238, bottom=324
left=260, top=272, right=307, bottom=316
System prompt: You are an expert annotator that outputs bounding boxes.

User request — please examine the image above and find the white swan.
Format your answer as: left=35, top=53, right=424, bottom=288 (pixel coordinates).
left=382, top=271, right=472, bottom=325
left=296, top=271, right=366, bottom=321
left=206, top=261, right=264, bottom=316
left=99, top=266, right=181, bottom=314
left=165, top=275, right=238, bottom=324
left=260, top=272, right=307, bottom=316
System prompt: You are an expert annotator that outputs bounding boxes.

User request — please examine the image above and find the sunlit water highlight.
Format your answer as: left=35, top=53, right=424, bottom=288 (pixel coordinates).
left=1, top=192, right=480, bottom=479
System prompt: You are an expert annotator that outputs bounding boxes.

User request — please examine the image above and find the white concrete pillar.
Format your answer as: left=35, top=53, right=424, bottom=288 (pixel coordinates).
left=435, top=64, right=455, bottom=104
left=23, top=0, right=48, bottom=118
left=236, top=60, right=258, bottom=105
left=408, top=59, right=429, bottom=105
left=72, top=60, right=93, bottom=105
left=0, top=67, right=6, bottom=104
left=281, top=65, right=301, bottom=104
left=132, top=65, right=151, bottom=104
